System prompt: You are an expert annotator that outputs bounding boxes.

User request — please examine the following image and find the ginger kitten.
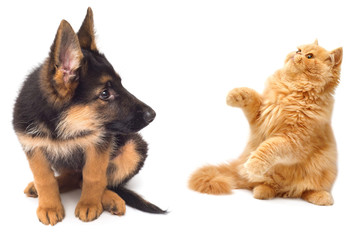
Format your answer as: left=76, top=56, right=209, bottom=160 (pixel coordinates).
left=189, top=40, right=342, bottom=205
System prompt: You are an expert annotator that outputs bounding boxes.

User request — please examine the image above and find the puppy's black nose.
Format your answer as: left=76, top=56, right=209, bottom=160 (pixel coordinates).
left=143, top=108, right=156, bottom=124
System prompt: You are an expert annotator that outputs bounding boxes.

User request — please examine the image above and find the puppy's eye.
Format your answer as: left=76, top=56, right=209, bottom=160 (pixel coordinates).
left=306, top=53, right=313, bottom=59
left=296, top=49, right=301, bottom=53
left=99, top=89, right=111, bottom=100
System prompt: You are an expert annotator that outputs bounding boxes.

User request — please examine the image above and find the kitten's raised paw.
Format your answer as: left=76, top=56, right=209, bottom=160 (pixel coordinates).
left=244, top=156, right=270, bottom=178
left=226, top=87, right=253, bottom=108
left=302, top=190, right=334, bottom=206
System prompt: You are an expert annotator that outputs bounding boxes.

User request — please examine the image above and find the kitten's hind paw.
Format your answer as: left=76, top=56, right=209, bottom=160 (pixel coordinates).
left=253, top=184, right=275, bottom=200
left=302, top=190, right=334, bottom=206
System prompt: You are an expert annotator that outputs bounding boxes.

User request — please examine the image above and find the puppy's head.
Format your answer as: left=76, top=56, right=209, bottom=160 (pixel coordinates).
left=42, top=8, right=155, bottom=136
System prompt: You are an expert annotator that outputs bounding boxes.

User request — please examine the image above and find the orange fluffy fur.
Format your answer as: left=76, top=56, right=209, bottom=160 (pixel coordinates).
left=189, top=40, right=342, bottom=205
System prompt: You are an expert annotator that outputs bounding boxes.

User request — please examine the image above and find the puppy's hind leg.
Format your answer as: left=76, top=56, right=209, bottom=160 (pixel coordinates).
left=24, top=182, right=39, bottom=198
left=24, top=169, right=82, bottom=198
left=102, top=189, right=126, bottom=216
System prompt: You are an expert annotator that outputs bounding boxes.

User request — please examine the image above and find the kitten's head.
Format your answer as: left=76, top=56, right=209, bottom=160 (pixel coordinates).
left=284, top=40, right=342, bottom=89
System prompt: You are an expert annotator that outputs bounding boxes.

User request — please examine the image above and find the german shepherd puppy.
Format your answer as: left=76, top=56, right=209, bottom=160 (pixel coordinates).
left=13, top=8, right=165, bottom=225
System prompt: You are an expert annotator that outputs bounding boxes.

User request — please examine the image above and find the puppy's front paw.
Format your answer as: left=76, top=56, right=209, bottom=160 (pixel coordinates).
left=226, top=87, right=253, bottom=108
left=37, top=204, right=65, bottom=226
left=244, top=156, right=270, bottom=178
left=75, top=201, right=103, bottom=222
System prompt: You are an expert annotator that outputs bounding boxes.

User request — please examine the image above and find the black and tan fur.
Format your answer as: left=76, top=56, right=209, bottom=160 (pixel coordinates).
left=13, top=8, right=165, bottom=225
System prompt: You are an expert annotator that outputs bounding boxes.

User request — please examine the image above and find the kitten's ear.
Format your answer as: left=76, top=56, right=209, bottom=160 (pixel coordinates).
left=313, top=39, right=318, bottom=45
left=77, top=7, right=97, bottom=51
left=50, top=20, right=83, bottom=87
left=329, top=47, right=343, bottom=67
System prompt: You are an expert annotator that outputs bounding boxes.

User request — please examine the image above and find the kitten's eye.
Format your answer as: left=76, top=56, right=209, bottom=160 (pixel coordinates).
left=296, top=49, right=301, bottom=53
left=99, top=89, right=111, bottom=100
left=306, top=53, right=313, bottom=59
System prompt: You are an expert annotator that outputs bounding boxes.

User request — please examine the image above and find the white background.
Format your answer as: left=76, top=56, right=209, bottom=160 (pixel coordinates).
left=1, top=0, right=359, bottom=239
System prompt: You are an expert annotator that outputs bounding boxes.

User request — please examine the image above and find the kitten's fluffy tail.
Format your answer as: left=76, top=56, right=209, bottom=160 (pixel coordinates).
left=188, top=164, right=240, bottom=195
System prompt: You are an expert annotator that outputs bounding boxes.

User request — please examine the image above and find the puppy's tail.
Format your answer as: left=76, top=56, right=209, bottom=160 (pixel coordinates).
left=109, top=185, right=167, bottom=214
left=188, top=164, right=242, bottom=195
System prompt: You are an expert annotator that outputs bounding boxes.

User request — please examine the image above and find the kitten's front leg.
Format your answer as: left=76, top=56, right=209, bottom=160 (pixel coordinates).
left=226, top=87, right=262, bottom=124
left=244, top=136, right=298, bottom=179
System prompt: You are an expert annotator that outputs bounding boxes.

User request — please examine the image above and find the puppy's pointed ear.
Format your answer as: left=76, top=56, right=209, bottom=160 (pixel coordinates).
left=48, top=20, right=83, bottom=99
left=77, top=7, right=97, bottom=51
left=313, top=39, right=318, bottom=45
